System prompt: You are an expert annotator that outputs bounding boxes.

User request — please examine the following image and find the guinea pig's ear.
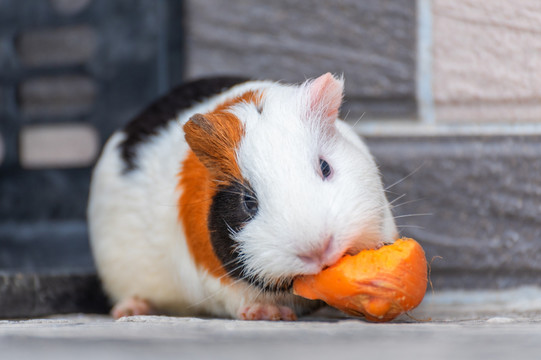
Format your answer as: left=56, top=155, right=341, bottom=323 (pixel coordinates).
left=183, top=113, right=243, bottom=180
left=304, top=72, right=344, bottom=124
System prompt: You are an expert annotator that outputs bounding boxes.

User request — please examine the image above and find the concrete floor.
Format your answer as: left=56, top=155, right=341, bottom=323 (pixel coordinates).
left=2, top=287, right=541, bottom=360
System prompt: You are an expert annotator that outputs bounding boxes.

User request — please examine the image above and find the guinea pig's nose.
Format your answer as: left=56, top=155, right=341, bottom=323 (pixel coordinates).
left=297, top=236, right=335, bottom=267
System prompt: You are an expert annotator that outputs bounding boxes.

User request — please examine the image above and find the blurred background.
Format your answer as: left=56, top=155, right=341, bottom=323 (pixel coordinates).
left=1, top=0, right=540, bottom=317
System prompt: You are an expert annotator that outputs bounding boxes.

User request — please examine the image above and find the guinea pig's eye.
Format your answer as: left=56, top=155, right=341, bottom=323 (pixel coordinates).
left=319, top=158, right=332, bottom=179
left=243, top=191, right=258, bottom=217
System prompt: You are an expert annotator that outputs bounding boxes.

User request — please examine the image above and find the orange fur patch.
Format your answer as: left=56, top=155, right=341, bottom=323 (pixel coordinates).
left=178, top=90, right=262, bottom=280
left=183, top=91, right=261, bottom=182
left=178, top=151, right=227, bottom=279
left=183, top=112, right=244, bottom=182
left=213, top=90, right=262, bottom=114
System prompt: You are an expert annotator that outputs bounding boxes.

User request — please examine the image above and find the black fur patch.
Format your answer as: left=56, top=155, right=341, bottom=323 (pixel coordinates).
left=208, top=182, right=292, bottom=293
left=208, top=182, right=254, bottom=280
left=118, top=76, right=250, bottom=172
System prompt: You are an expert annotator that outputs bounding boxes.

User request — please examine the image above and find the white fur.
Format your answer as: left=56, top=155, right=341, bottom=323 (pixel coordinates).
left=233, top=79, right=398, bottom=286
left=88, top=76, right=397, bottom=319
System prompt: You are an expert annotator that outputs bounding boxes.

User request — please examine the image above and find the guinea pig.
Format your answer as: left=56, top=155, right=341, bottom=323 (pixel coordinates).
left=87, top=73, right=398, bottom=320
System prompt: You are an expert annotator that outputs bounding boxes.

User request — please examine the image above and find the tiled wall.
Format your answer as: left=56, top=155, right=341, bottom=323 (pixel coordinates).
left=16, top=21, right=100, bottom=167
left=2, top=0, right=540, bottom=278
left=0, top=0, right=183, bottom=271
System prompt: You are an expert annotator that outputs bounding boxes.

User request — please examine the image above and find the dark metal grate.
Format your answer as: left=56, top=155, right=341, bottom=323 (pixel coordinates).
left=0, top=0, right=184, bottom=272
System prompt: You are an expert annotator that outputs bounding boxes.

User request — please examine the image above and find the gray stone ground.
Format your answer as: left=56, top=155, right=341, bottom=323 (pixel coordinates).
left=2, top=287, right=541, bottom=360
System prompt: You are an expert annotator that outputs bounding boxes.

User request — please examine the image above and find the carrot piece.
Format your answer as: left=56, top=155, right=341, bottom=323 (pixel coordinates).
left=293, top=238, right=427, bottom=322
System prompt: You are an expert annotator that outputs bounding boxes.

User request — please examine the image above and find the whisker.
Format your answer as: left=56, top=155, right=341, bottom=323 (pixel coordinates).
left=385, top=162, right=425, bottom=191
left=225, top=221, right=238, bottom=236
left=342, top=109, right=352, bottom=122
left=384, top=189, right=402, bottom=196
left=389, top=193, right=407, bottom=206
left=210, top=258, right=244, bottom=279
left=351, top=111, right=366, bottom=129
left=186, top=251, right=256, bottom=309
left=216, top=263, right=245, bottom=282
left=396, top=224, right=425, bottom=230
left=393, top=213, right=433, bottom=220
left=186, top=275, right=248, bottom=309
left=391, top=198, right=425, bottom=209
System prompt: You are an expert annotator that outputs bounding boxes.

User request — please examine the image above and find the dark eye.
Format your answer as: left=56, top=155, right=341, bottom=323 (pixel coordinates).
left=319, top=158, right=332, bottom=179
left=243, top=191, right=258, bottom=217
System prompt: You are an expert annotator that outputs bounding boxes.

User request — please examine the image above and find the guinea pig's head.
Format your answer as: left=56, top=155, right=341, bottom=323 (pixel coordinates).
left=184, top=73, right=398, bottom=292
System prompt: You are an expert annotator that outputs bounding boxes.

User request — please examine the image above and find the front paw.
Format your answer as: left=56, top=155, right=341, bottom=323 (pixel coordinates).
left=111, top=296, right=156, bottom=319
left=238, top=304, right=297, bottom=321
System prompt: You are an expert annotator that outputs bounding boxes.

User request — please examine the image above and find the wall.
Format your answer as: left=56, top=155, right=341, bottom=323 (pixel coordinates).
left=183, top=0, right=541, bottom=290
left=0, top=0, right=183, bottom=272
left=2, top=0, right=541, bottom=317
left=185, top=0, right=418, bottom=121
left=432, top=0, right=541, bottom=123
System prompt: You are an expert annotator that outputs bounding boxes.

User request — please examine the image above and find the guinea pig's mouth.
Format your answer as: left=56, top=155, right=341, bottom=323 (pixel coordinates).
left=345, top=241, right=388, bottom=256
left=246, top=243, right=393, bottom=293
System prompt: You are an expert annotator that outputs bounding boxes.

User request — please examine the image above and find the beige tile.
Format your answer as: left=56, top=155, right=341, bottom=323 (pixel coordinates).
left=432, top=0, right=541, bottom=122
left=20, top=124, right=99, bottom=168
left=436, top=103, right=541, bottom=123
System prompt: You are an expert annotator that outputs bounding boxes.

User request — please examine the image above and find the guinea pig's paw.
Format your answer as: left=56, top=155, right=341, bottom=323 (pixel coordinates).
left=238, top=303, right=297, bottom=321
left=111, top=296, right=156, bottom=319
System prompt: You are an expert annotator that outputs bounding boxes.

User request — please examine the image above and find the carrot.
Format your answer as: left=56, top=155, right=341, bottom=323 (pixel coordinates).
left=293, top=238, right=427, bottom=322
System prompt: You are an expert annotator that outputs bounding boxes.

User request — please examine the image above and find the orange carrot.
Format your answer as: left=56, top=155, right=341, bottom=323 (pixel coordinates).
left=293, top=238, right=427, bottom=322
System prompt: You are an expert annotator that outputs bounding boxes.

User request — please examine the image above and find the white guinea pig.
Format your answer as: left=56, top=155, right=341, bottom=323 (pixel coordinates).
left=87, top=73, right=398, bottom=320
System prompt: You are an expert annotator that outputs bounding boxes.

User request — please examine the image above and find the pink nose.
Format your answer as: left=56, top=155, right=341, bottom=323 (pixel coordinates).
left=298, top=236, right=335, bottom=267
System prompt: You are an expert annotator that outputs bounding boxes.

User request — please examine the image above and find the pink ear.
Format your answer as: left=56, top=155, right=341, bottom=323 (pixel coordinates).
left=307, top=73, right=344, bottom=122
